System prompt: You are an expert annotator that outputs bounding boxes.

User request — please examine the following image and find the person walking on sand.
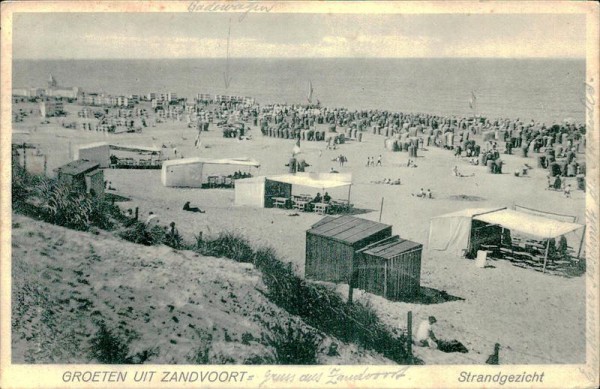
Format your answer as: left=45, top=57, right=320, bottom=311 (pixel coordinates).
left=564, top=184, right=572, bottom=198
left=376, top=154, right=382, bottom=166
left=366, top=156, right=371, bottom=167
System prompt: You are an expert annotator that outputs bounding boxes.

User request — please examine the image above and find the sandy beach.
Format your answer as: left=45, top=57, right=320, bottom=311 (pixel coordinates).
left=11, top=98, right=586, bottom=365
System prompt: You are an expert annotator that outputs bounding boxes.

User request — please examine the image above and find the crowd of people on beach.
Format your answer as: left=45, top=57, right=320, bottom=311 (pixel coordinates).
left=169, top=99, right=587, bottom=198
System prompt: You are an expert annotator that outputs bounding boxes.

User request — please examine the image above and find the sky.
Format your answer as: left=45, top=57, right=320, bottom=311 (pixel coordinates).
left=12, top=13, right=586, bottom=59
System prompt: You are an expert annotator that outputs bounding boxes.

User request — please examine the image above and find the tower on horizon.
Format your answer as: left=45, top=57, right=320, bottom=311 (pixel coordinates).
left=47, top=74, right=57, bottom=89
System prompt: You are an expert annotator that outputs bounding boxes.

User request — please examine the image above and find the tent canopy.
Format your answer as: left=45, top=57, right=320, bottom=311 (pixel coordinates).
left=109, top=144, right=162, bottom=153
left=268, top=172, right=352, bottom=189
left=163, top=157, right=260, bottom=168
left=473, top=209, right=583, bottom=239
left=431, top=207, right=503, bottom=219
left=79, top=141, right=109, bottom=150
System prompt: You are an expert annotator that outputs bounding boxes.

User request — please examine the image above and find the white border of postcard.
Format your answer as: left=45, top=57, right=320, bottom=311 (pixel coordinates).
left=1, top=1, right=598, bottom=389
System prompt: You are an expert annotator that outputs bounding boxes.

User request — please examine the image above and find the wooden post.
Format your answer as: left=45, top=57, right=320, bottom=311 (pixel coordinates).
left=43, top=154, right=47, bottom=176
left=542, top=239, right=550, bottom=273
left=22, top=143, right=27, bottom=171
left=347, top=269, right=357, bottom=305
left=407, top=311, right=413, bottom=362
left=379, top=197, right=384, bottom=222
left=577, top=225, right=586, bottom=260
left=134, top=207, right=139, bottom=221
left=347, top=184, right=352, bottom=209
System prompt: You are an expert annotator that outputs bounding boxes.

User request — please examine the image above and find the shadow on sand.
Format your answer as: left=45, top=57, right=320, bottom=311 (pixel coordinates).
left=402, top=287, right=464, bottom=305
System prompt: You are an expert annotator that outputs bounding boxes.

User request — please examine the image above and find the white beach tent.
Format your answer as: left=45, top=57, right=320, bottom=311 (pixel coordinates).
left=234, top=172, right=353, bottom=208
left=428, top=208, right=504, bottom=256
left=74, top=142, right=110, bottom=168
left=161, top=157, right=261, bottom=188
left=234, top=176, right=267, bottom=207
left=472, top=209, right=585, bottom=272
left=429, top=207, right=585, bottom=271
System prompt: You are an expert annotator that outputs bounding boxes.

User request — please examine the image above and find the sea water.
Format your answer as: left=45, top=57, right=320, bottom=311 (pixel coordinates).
left=13, top=58, right=585, bottom=124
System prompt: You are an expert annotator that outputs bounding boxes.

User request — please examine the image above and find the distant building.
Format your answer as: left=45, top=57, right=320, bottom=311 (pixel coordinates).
left=14, top=74, right=81, bottom=100
left=46, top=86, right=81, bottom=99
left=12, top=87, right=45, bottom=98
left=78, top=93, right=131, bottom=107
left=44, top=74, right=81, bottom=99
left=54, top=159, right=104, bottom=197
left=40, top=100, right=64, bottom=117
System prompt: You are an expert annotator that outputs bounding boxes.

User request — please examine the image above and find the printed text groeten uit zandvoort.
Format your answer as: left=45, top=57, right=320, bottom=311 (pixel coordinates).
left=61, top=367, right=411, bottom=385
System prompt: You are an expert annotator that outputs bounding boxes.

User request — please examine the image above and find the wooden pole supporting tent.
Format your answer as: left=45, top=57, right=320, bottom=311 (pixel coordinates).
left=577, top=224, right=586, bottom=259
left=542, top=239, right=551, bottom=273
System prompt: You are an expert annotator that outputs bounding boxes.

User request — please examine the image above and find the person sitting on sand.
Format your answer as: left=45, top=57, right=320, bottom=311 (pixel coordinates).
left=413, top=188, right=426, bottom=198
left=146, top=212, right=160, bottom=227
left=183, top=201, right=205, bottom=213
left=392, top=178, right=401, bottom=185
left=414, top=316, right=438, bottom=349
left=553, top=175, right=562, bottom=190
left=311, top=192, right=323, bottom=203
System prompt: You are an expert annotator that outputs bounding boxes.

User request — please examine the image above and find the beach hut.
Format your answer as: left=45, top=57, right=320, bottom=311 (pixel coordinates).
left=161, top=157, right=260, bottom=188
left=54, top=159, right=104, bottom=197
left=355, top=235, right=422, bottom=300
left=305, top=216, right=392, bottom=283
left=74, top=142, right=110, bottom=168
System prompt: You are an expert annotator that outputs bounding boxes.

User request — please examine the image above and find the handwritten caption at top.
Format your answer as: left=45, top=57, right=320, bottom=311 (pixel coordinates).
left=188, top=1, right=275, bottom=21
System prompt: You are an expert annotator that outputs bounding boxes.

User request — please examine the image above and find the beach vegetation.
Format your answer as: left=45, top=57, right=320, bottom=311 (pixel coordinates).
left=262, top=320, right=321, bottom=365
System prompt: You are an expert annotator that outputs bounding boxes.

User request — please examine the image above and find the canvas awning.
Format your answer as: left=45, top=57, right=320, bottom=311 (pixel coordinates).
left=269, top=173, right=352, bottom=189
left=428, top=208, right=505, bottom=254
left=109, top=144, right=162, bottom=153
left=473, top=209, right=584, bottom=239
left=163, top=157, right=260, bottom=168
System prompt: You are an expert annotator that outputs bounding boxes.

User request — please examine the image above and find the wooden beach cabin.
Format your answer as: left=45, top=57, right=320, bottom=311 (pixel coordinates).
left=355, top=235, right=422, bottom=300
left=54, top=159, right=104, bottom=197
left=305, top=216, right=392, bottom=283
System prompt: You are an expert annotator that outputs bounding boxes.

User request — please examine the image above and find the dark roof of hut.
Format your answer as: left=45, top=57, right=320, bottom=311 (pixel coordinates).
left=54, top=159, right=100, bottom=176
left=360, top=235, right=422, bottom=259
left=308, top=216, right=391, bottom=245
